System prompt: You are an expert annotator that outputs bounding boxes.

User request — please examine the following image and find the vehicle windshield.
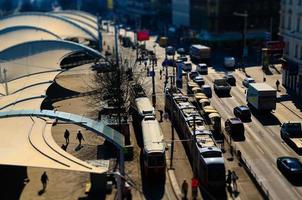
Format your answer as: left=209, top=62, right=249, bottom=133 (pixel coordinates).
left=148, top=153, right=165, bottom=167
left=208, top=164, right=226, bottom=181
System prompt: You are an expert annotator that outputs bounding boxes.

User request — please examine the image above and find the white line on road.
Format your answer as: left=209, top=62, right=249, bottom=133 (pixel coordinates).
left=255, top=144, right=265, bottom=155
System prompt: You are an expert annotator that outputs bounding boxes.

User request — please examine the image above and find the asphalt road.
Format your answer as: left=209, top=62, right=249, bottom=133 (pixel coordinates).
left=204, top=66, right=302, bottom=200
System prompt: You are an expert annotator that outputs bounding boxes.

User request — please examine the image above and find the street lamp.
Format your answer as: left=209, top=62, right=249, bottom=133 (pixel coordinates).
left=233, top=11, right=248, bottom=69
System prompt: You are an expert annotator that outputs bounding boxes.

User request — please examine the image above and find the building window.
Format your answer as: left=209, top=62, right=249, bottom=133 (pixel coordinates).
left=298, top=15, right=301, bottom=32
left=288, top=14, right=292, bottom=30
left=295, top=44, right=299, bottom=58
left=285, top=41, right=289, bottom=55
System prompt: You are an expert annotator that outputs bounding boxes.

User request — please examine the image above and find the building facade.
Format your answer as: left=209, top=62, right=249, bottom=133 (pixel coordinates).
left=280, top=0, right=302, bottom=97
left=172, top=0, right=190, bottom=27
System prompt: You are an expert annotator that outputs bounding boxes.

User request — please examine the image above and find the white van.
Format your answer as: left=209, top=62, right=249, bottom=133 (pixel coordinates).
left=197, top=63, right=208, bottom=74
left=224, top=57, right=235, bottom=69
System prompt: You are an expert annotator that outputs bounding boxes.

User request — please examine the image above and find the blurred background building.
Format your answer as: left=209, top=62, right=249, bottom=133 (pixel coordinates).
left=280, top=0, right=302, bottom=98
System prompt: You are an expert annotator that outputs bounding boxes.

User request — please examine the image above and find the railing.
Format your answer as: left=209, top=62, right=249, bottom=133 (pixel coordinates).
left=226, top=136, right=270, bottom=200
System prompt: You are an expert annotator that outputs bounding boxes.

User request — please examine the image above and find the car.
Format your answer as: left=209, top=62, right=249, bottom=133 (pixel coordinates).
left=233, top=106, right=251, bottom=121
left=189, top=71, right=200, bottom=80
left=177, top=55, right=188, bottom=62
left=197, top=63, right=208, bottom=74
left=166, top=46, right=175, bottom=56
left=193, top=75, right=205, bottom=86
left=182, top=61, right=192, bottom=72
left=223, top=74, right=236, bottom=86
left=177, top=48, right=186, bottom=55
left=224, top=57, right=235, bottom=69
left=201, top=85, right=212, bottom=98
left=225, top=118, right=244, bottom=140
left=277, top=157, right=302, bottom=179
left=242, top=77, right=255, bottom=87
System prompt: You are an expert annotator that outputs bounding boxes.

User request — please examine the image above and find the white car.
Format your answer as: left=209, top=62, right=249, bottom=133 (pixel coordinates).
left=242, top=77, right=255, bottom=87
left=224, top=57, right=235, bottom=69
left=197, top=63, right=208, bottom=74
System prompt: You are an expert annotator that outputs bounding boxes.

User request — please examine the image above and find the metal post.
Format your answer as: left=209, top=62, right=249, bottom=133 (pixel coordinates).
left=152, top=63, right=156, bottom=107
left=3, top=68, right=8, bottom=95
left=172, top=55, right=175, bottom=86
left=193, top=114, right=196, bottom=141
left=114, top=25, right=119, bottom=65
left=243, top=11, right=248, bottom=69
left=97, top=15, right=103, bottom=52
left=170, top=112, right=175, bottom=169
left=117, top=149, right=125, bottom=200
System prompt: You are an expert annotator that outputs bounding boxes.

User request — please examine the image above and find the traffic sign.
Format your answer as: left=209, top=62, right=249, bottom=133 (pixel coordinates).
left=149, top=71, right=155, bottom=77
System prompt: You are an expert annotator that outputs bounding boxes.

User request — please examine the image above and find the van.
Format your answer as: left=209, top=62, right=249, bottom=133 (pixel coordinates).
left=182, top=62, right=192, bottom=72
left=159, top=37, right=168, bottom=47
left=201, top=85, right=212, bottom=98
left=224, top=57, right=235, bottom=69
left=225, top=118, right=244, bottom=140
left=197, top=63, right=208, bottom=74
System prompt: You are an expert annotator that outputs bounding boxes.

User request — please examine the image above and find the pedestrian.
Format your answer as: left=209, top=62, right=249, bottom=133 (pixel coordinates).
left=76, top=129, right=84, bottom=146
left=226, top=170, right=232, bottom=186
left=231, top=171, right=238, bottom=192
left=144, top=60, right=147, bottom=69
left=191, top=177, right=199, bottom=200
left=61, top=144, right=67, bottom=151
left=155, top=57, right=158, bottom=66
left=41, top=171, right=48, bottom=191
left=163, top=112, right=169, bottom=121
left=181, top=180, right=188, bottom=199
left=147, top=67, right=150, bottom=76
left=158, top=110, right=163, bottom=122
left=64, top=129, right=70, bottom=144
left=160, top=69, right=162, bottom=80
left=276, top=80, right=280, bottom=91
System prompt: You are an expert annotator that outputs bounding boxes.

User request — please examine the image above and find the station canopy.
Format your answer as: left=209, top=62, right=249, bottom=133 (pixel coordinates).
left=0, top=12, right=97, bottom=42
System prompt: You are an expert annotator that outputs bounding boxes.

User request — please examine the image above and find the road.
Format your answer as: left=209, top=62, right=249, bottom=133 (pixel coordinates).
left=203, top=65, right=302, bottom=200
left=103, top=25, right=302, bottom=199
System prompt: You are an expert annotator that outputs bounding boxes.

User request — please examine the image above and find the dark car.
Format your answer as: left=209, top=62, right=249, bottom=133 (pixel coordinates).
left=189, top=71, right=200, bottom=80
left=277, top=157, right=302, bottom=179
left=233, top=106, right=251, bottom=121
left=225, top=118, right=244, bottom=140
left=177, top=48, right=186, bottom=55
left=223, top=74, right=236, bottom=86
left=193, top=75, right=205, bottom=86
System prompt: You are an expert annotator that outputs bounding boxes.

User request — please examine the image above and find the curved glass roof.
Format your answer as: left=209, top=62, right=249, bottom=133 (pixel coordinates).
left=0, top=26, right=61, bottom=52
left=0, top=12, right=97, bottom=41
left=0, top=40, right=101, bottom=82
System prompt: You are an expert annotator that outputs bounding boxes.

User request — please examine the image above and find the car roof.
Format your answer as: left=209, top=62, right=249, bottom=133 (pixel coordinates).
left=279, top=157, right=302, bottom=169
left=237, top=105, right=249, bottom=110
left=227, top=118, right=243, bottom=124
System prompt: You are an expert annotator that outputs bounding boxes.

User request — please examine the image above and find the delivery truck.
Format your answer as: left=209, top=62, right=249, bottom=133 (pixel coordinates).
left=247, top=83, right=277, bottom=112
left=189, top=44, right=211, bottom=64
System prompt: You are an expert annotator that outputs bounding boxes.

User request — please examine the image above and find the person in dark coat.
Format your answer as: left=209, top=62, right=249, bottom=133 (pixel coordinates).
left=64, top=129, right=70, bottom=144
left=181, top=180, right=188, bottom=199
left=76, top=130, right=84, bottom=146
left=41, top=172, right=48, bottom=191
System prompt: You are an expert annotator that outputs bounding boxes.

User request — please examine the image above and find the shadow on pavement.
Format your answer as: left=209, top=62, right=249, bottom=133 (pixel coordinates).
left=249, top=109, right=281, bottom=126
left=202, top=187, right=227, bottom=200
left=0, top=165, right=28, bottom=200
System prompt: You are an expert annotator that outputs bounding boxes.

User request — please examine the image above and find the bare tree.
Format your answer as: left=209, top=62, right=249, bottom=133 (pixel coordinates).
left=88, top=46, right=144, bottom=127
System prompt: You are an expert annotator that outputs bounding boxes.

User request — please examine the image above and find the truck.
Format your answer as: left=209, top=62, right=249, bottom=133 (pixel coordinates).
left=213, top=79, right=231, bottom=96
left=189, top=44, right=211, bottom=64
left=246, top=83, right=276, bottom=112
left=281, top=122, right=302, bottom=153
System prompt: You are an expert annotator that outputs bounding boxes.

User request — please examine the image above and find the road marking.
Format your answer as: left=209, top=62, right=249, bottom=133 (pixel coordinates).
left=280, top=141, right=291, bottom=152
left=255, top=144, right=265, bottom=155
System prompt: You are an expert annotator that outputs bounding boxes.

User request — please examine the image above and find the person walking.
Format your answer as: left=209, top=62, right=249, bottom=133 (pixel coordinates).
left=64, top=129, right=70, bottom=144
left=144, top=60, right=147, bottom=70
left=159, top=69, right=162, bottom=80
left=226, top=170, right=232, bottom=186
left=231, top=171, right=238, bottom=192
left=76, top=129, right=84, bottom=146
left=158, top=110, right=163, bottom=122
left=181, top=180, right=188, bottom=200
left=41, top=171, right=48, bottom=191
left=276, top=80, right=280, bottom=91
